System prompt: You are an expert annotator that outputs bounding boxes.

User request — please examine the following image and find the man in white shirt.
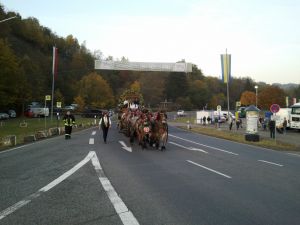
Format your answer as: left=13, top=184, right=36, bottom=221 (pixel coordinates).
left=99, top=111, right=112, bottom=143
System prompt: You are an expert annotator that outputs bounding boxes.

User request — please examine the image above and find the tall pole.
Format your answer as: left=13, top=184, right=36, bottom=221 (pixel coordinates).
left=51, top=46, right=57, bottom=121
left=226, top=49, right=230, bottom=118
left=255, top=85, right=258, bottom=107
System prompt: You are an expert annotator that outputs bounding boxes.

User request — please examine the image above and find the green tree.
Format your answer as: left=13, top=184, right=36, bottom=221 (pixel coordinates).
left=0, top=39, right=26, bottom=109
left=165, top=72, right=188, bottom=102
left=188, top=80, right=209, bottom=109
left=209, top=93, right=226, bottom=110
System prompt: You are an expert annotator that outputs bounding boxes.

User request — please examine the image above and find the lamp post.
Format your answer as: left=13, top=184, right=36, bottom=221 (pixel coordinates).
left=254, top=85, right=258, bottom=107
left=0, top=16, right=17, bottom=23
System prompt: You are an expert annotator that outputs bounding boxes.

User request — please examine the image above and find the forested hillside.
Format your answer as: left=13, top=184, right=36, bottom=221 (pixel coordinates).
left=1, top=3, right=299, bottom=113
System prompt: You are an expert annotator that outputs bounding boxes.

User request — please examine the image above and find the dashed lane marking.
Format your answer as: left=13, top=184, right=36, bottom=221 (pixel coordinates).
left=258, top=160, right=283, bottom=167
left=169, top=134, right=238, bottom=155
left=187, top=160, right=232, bottom=179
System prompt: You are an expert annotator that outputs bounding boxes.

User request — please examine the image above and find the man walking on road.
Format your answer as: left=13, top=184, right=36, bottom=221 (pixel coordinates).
left=63, top=111, right=75, bottom=139
left=99, top=111, right=111, bottom=143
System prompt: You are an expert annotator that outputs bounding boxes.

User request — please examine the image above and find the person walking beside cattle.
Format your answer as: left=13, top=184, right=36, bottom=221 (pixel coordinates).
left=99, top=111, right=111, bottom=144
left=63, top=111, right=75, bottom=139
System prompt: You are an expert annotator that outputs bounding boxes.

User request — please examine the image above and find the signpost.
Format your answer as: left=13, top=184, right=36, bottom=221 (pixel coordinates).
left=270, top=104, right=280, bottom=143
left=270, top=104, right=280, bottom=114
left=45, top=95, right=51, bottom=132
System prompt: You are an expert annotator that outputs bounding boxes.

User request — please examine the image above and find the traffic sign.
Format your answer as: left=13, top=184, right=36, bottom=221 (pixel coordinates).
left=217, top=105, right=221, bottom=112
left=270, top=104, right=280, bottom=113
left=45, top=95, right=51, bottom=101
left=56, top=102, right=62, bottom=108
left=236, top=101, right=241, bottom=107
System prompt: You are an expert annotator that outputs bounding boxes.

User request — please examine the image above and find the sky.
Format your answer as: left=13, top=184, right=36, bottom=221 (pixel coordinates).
left=1, top=0, right=300, bottom=84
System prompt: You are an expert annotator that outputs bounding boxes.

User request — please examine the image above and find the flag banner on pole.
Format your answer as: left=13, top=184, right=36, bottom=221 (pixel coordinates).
left=52, top=47, right=58, bottom=80
left=221, top=54, right=231, bottom=83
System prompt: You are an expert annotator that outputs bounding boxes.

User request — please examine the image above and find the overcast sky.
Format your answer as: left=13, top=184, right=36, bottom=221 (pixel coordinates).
left=2, top=0, right=300, bottom=84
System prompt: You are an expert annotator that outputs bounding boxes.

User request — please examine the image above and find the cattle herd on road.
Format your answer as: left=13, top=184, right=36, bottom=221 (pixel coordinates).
left=118, top=106, right=168, bottom=150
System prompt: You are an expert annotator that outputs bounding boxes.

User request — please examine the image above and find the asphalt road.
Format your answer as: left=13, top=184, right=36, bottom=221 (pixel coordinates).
left=0, top=123, right=300, bottom=225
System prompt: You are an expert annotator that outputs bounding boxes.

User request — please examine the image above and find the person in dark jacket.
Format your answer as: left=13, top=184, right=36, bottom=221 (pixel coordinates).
left=269, top=119, right=276, bottom=139
left=99, top=111, right=111, bottom=143
left=63, top=111, right=75, bottom=139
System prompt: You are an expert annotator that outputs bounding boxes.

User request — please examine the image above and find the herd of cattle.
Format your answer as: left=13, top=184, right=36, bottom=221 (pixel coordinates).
left=118, top=107, right=168, bottom=150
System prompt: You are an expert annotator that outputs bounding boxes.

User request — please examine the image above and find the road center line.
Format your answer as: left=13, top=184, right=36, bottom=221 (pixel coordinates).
left=91, top=152, right=139, bottom=225
left=0, top=151, right=94, bottom=221
left=258, top=160, right=283, bottom=167
left=169, top=134, right=238, bottom=155
left=169, top=141, right=208, bottom=153
left=89, top=138, right=94, bottom=145
left=187, top=160, right=232, bottom=179
left=92, top=131, right=96, bottom=135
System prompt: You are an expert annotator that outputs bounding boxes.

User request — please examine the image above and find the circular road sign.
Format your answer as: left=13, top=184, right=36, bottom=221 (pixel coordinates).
left=270, top=104, right=280, bottom=113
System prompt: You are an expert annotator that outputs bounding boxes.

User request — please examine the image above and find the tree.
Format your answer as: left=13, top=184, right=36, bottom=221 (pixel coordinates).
left=77, top=72, right=115, bottom=108
left=0, top=39, right=26, bottom=109
left=139, top=72, right=167, bottom=108
left=188, top=80, right=209, bottom=109
left=74, top=95, right=85, bottom=112
left=258, top=85, right=286, bottom=110
left=130, top=81, right=141, bottom=93
left=165, top=72, right=188, bottom=102
left=209, top=93, right=226, bottom=110
left=240, top=91, right=256, bottom=106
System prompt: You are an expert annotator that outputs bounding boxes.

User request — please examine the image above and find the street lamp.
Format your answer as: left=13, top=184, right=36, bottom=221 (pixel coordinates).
left=254, top=85, right=258, bottom=107
left=0, top=16, right=17, bottom=23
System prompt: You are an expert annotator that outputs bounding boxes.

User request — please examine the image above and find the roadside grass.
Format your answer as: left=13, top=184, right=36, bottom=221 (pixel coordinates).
left=179, top=126, right=299, bottom=151
left=0, top=116, right=98, bottom=149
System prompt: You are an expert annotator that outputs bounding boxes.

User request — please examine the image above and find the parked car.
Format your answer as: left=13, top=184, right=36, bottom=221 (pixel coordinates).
left=0, top=112, right=10, bottom=120
left=177, top=110, right=187, bottom=117
left=64, top=105, right=75, bottom=111
left=7, top=109, right=16, bottom=118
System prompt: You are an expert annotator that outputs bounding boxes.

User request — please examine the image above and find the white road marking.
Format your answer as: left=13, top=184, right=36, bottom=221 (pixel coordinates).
left=187, top=160, right=232, bottom=179
left=92, top=131, right=96, bottom=135
left=89, top=138, right=94, bottom=145
left=169, top=141, right=208, bottom=153
left=0, top=151, right=94, bottom=221
left=91, top=152, right=139, bottom=225
left=119, top=141, right=132, bottom=152
left=0, top=143, right=35, bottom=155
left=258, top=160, right=283, bottom=167
left=169, top=134, right=238, bottom=155
left=287, top=153, right=300, bottom=157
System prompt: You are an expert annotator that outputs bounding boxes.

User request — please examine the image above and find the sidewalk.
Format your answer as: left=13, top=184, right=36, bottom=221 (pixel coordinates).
left=169, top=121, right=300, bottom=148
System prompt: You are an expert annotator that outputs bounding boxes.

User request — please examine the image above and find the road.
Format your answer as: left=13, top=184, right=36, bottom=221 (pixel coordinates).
left=0, top=123, right=300, bottom=225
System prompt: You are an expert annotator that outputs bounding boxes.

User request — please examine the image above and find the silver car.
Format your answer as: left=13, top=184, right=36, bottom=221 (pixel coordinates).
left=0, top=113, right=10, bottom=120
left=8, top=110, right=16, bottom=118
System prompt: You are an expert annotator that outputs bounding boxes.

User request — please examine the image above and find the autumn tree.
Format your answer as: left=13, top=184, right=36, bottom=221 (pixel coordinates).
left=74, top=95, right=85, bottom=112
left=240, top=91, right=256, bottom=106
left=258, top=85, right=286, bottom=110
left=130, top=81, right=141, bottom=93
left=77, top=72, right=114, bottom=108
